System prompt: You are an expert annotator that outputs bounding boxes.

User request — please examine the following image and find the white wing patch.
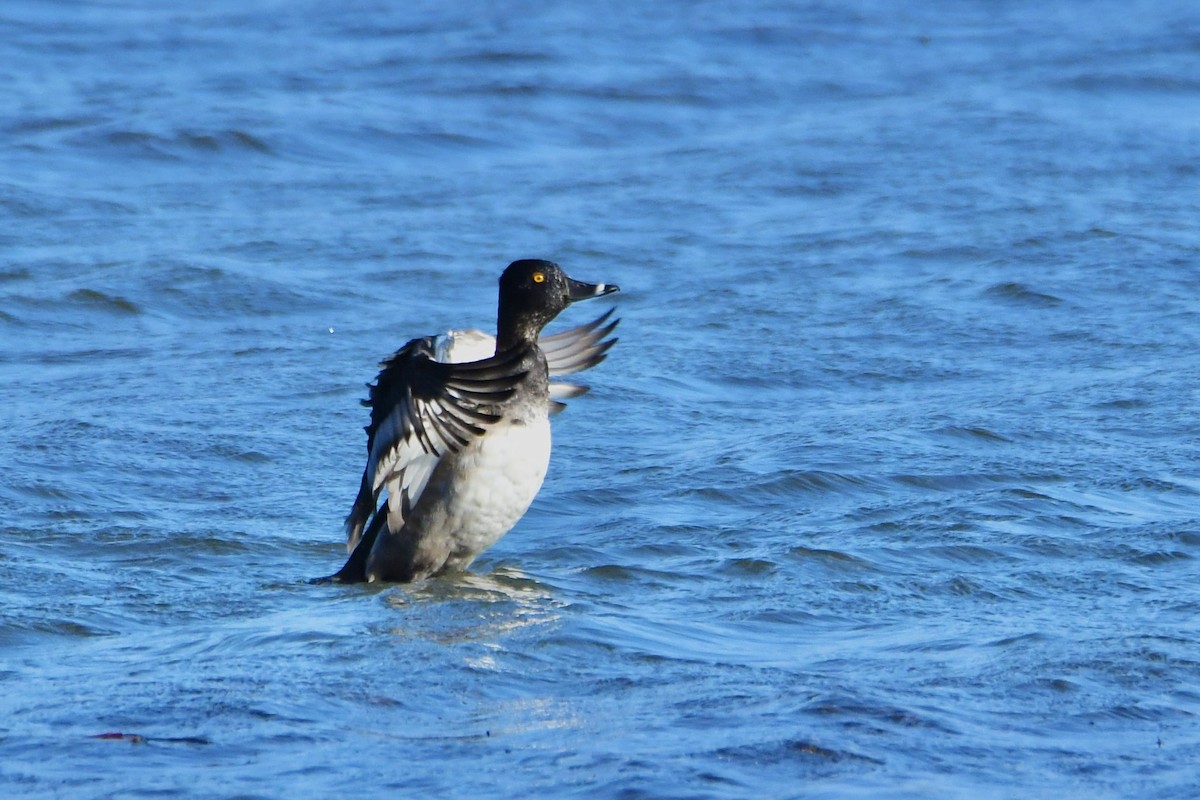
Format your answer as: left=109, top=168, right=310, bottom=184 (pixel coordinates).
left=382, top=450, right=439, bottom=532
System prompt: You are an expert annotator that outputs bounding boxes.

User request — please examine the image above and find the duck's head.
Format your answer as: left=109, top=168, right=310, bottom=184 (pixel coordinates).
left=497, top=259, right=618, bottom=346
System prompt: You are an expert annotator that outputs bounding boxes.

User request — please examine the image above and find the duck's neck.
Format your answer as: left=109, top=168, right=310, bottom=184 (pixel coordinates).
left=495, top=305, right=542, bottom=353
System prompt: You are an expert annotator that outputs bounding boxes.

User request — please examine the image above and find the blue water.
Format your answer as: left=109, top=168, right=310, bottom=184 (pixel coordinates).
left=4, top=1, right=1200, bottom=797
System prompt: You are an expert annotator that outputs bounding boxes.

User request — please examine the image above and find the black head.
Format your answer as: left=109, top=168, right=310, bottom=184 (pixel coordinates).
left=496, top=259, right=619, bottom=348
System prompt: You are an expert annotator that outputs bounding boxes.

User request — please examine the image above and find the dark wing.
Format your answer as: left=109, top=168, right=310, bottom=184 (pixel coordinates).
left=537, top=309, right=619, bottom=414
left=343, top=337, right=528, bottom=550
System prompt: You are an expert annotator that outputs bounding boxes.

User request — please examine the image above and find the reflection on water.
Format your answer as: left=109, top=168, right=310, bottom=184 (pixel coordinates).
left=383, top=570, right=564, bottom=645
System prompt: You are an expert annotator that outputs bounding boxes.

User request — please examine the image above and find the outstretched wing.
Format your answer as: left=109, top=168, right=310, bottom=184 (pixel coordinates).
left=538, top=309, right=619, bottom=414
left=343, top=338, right=528, bottom=550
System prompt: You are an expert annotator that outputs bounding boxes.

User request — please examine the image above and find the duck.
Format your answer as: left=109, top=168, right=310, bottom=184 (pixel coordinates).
left=326, top=259, right=619, bottom=583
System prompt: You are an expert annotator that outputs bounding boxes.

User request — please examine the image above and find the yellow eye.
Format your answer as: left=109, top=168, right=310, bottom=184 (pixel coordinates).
left=532, top=272, right=545, bottom=283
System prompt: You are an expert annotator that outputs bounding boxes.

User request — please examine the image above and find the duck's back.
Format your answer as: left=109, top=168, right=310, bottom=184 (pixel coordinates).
left=433, top=329, right=497, bottom=364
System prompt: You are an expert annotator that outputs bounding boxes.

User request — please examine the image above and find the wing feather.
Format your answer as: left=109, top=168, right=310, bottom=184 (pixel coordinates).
left=343, top=338, right=527, bottom=550
left=539, top=308, right=620, bottom=377
left=537, top=309, right=619, bottom=414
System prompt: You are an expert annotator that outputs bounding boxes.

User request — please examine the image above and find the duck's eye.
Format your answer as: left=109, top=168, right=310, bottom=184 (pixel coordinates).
left=532, top=272, right=545, bottom=284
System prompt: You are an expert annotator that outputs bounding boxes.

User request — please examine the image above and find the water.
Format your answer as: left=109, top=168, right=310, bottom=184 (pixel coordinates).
left=3, top=0, right=1200, bottom=797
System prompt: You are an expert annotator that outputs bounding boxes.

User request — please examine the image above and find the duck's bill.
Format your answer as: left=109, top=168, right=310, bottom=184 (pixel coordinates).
left=567, top=276, right=620, bottom=302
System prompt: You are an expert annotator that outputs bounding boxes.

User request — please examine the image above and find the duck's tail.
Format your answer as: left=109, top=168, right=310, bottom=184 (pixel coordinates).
left=316, top=500, right=387, bottom=584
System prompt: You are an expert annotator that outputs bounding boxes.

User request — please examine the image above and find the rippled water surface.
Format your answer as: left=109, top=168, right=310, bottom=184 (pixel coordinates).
left=4, top=1, right=1200, bottom=797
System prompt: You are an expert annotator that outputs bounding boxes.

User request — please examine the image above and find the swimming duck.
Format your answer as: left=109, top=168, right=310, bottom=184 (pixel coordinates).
left=327, top=259, right=619, bottom=583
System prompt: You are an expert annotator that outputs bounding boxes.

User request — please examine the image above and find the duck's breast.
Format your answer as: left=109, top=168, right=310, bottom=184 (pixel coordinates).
left=431, top=415, right=552, bottom=566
